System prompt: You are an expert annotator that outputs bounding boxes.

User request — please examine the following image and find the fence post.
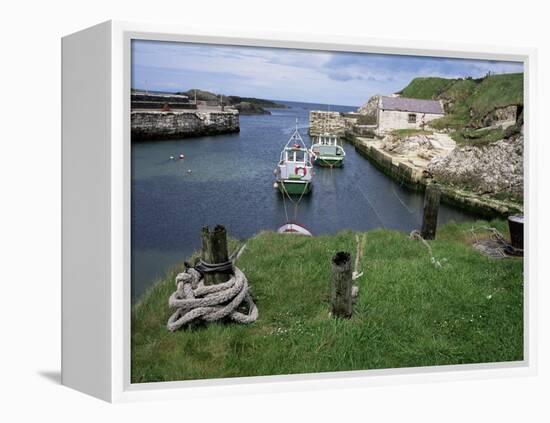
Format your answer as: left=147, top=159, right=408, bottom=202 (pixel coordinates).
left=201, top=225, right=231, bottom=285
left=421, top=183, right=441, bottom=240
left=331, top=252, right=353, bottom=318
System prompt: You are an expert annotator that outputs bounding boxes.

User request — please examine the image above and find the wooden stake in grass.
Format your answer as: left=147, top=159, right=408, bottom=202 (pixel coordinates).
left=421, top=183, right=441, bottom=240
left=331, top=251, right=353, bottom=318
left=201, top=225, right=231, bottom=285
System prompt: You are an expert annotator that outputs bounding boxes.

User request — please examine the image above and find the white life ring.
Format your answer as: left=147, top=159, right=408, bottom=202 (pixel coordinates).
left=295, top=166, right=307, bottom=177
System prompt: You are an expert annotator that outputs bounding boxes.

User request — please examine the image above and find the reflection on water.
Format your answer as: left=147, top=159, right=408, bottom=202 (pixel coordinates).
left=131, top=101, right=479, bottom=301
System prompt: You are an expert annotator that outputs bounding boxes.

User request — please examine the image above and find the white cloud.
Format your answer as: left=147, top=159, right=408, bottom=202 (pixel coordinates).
left=132, top=40, right=523, bottom=106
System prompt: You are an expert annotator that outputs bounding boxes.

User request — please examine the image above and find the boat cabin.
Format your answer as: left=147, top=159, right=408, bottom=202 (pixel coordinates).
left=278, top=145, right=312, bottom=180
left=310, top=132, right=346, bottom=167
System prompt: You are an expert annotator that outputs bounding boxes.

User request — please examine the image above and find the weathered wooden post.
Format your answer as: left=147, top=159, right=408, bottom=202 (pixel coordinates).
left=201, top=225, right=231, bottom=285
left=421, top=183, right=441, bottom=240
left=331, top=252, right=353, bottom=318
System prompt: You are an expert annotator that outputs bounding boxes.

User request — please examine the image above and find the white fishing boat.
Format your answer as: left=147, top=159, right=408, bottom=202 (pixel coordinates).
left=309, top=132, right=346, bottom=167
left=277, top=223, right=313, bottom=236
left=274, top=123, right=314, bottom=195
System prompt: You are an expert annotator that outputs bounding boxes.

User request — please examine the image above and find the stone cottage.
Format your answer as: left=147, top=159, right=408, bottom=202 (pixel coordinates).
left=377, top=96, right=444, bottom=131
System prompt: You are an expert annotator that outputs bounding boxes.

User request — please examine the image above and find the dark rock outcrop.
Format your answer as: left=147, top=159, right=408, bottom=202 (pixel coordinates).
left=233, top=101, right=271, bottom=115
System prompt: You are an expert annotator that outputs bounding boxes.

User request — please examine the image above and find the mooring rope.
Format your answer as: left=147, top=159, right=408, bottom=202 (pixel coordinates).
left=167, top=249, right=258, bottom=331
left=391, top=184, right=418, bottom=217
left=468, top=226, right=523, bottom=257
left=409, top=229, right=446, bottom=267
left=194, top=259, right=233, bottom=274
left=352, top=174, right=386, bottom=228
left=280, top=177, right=308, bottom=223
left=353, top=233, right=366, bottom=281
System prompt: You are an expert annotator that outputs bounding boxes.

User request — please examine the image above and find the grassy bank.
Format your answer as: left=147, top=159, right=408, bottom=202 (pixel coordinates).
left=132, top=221, right=523, bottom=383
left=450, top=127, right=505, bottom=146
left=393, top=129, right=434, bottom=138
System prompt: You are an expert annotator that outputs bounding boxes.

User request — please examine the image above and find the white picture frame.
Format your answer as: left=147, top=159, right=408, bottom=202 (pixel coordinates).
left=61, top=20, right=537, bottom=403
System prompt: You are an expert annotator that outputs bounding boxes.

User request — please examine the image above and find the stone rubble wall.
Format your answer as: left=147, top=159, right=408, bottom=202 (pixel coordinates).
left=131, top=110, right=240, bottom=141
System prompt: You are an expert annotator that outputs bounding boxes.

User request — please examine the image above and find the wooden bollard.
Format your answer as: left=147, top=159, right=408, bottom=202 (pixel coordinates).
left=421, top=183, right=441, bottom=240
left=507, top=215, right=524, bottom=250
left=331, top=252, right=353, bottom=318
left=201, top=225, right=231, bottom=285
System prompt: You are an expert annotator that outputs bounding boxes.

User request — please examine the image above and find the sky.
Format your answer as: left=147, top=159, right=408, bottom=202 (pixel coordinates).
left=131, top=40, right=523, bottom=107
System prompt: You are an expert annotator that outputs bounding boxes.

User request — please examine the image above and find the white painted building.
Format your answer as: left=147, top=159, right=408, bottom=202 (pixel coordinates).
left=377, top=96, right=444, bottom=131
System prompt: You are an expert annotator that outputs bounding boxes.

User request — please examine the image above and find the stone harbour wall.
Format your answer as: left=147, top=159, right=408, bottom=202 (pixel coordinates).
left=309, top=111, right=347, bottom=136
left=352, top=137, right=426, bottom=191
left=131, top=110, right=240, bottom=141
left=309, top=111, right=360, bottom=137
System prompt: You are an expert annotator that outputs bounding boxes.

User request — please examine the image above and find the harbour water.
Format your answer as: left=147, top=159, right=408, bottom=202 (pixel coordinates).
left=132, top=100, right=479, bottom=301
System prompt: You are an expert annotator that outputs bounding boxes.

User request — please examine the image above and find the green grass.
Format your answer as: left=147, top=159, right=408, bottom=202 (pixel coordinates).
left=131, top=221, right=523, bottom=383
left=399, top=77, right=456, bottom=99
left=469, top=73, right=523, bottom=120
left=392, top=129, right=434, bottom=138
left=450, top=127, right=505, bottom=146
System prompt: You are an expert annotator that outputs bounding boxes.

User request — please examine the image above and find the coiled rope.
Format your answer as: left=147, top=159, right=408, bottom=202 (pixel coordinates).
left=167, top=246, right=258, bottom=331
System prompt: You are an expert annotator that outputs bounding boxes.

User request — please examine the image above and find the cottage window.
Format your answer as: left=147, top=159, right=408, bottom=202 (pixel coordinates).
left=408, top=113, right=417, bottom=123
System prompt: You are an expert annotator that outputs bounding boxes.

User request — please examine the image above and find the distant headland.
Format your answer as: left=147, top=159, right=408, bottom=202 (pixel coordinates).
left=131, top=88, right=287, bottom=115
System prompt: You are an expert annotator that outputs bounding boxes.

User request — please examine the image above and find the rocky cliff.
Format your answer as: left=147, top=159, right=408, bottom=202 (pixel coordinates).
left=131, top=110, right=240, bottom=141
left=357, top=95, right=379, bottom=115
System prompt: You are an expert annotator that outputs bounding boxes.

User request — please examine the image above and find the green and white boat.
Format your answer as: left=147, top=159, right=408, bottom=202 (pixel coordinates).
left=309, top=133, right=346, bottom=167
left=274, top=125, right=313, bottom=195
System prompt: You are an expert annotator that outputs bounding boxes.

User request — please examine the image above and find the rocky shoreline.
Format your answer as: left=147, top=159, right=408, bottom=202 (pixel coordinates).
left=348, top=134, right=523, bottom=218
left=428, top=134, right=523, bottom=201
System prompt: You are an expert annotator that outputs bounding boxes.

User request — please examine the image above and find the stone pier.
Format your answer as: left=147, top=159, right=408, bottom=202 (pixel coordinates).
left=309, top=111, right=360, bottom=137
left=131, top=110, right=240, bottom=141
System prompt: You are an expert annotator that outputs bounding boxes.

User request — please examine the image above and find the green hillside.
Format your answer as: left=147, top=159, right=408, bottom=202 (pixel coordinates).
left=398, top=77, right=456, bottom=99
left=469, top=73, right=523, bottom=119
left=398, top=73, right=523, bottom=131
